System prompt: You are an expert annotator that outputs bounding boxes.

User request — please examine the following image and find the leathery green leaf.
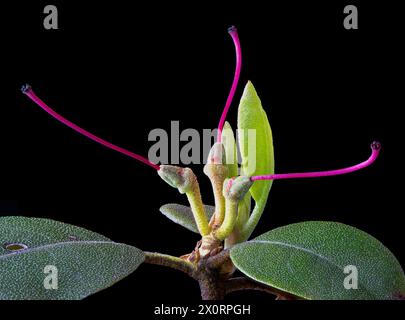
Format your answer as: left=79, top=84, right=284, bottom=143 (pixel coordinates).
left=221, top=121, right=238, bottom=178
left=0, top=216, right=144, bottom=300
left=159, top=203, right=215, bottom=233
left=237, top=81, right=274, bottom=205
left=231, top=221, right=405, bottom=300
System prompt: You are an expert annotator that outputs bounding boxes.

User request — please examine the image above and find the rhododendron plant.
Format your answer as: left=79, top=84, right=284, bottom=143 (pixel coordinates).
left=2, top=27, right=403, bottom=301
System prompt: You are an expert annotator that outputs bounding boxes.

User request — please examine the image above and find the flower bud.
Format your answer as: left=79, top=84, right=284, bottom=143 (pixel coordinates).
left=223, top=176, right=253, bottom=202
left=206, top=142, right=226, bottom=165
left=158, top=165, right=196, bottom=194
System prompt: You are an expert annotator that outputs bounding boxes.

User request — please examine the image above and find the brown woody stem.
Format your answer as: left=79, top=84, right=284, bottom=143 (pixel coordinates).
left=206, top=249, right=230, bottom=269
left=144, top=252, right=196, bottom=278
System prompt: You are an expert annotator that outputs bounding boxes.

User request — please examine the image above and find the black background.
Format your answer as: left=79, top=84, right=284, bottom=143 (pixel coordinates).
left=0, top=0, right=403, bottom=316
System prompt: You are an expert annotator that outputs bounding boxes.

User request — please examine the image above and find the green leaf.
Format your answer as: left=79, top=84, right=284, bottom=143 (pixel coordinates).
left=221, top=121, right=238, bottom=178
left=237, top=81, right=274, bottom=205
left=159, top=204, right=215, bottom=233
left=231, top=221, right=405, bottom=300
left=0, top=216, right=144, bottom=300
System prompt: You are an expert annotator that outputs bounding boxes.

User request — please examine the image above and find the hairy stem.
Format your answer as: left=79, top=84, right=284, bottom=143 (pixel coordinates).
left=198, top=271, right=226, bottom=300
left=206, top=249, right=230, bottom=269
left=214, top=199, right=238, bottom=240
left=144, top=252, right=196, bottom=278
left=205, top=167, right=227, bottom=228
left=240, top=200, right=267, bottom=241
left=196, top=256, right=227, bottom=300
left=186, top=186, right=211, bottom=236
left=204, top=143, right=228, bottom=229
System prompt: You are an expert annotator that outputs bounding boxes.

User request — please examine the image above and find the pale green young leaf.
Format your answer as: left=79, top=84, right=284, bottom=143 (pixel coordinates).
left=237, top=81, right=274, bottom=204
left=237, top=82, right=275, bottom=240
left=159, top=203, right=215, bottom=233
left=221, top=121, right=238, bottom=178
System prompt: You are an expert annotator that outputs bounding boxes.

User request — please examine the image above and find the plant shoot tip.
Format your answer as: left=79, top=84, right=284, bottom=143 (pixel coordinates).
left=217, top=25, right=242, bottom=143
left=251, top=142, right=381, bottom=181
left=22, top=87, right=159, bottom=170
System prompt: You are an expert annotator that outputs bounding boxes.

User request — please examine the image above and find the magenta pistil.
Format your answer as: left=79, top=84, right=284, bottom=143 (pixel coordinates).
left=21, top=84, right=160, bottom=170
left=217, top=26, right=242, bottom=142
left=251, top=142, right=381, bottom=181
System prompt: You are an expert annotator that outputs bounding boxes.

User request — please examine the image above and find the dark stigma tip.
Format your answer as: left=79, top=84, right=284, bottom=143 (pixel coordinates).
left=228, top=26, right=237, bottom=33
left=371, top=141, right=381, bottom=150
left=21, top=84, right=31, bottom=94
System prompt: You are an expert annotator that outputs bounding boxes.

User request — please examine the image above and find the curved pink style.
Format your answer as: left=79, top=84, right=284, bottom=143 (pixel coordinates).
left=251, top=142, right=381, bottom=181
left=21, top=84, right=160, bottom=170
left=217, top=26, right=242, bottom=143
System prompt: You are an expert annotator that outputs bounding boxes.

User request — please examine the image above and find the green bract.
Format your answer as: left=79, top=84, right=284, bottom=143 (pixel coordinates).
left=230, top=221, right=405, bottom=300
left=221, top=121, right=238, bottom=178
left=159, top=204, right=215, bottom=233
